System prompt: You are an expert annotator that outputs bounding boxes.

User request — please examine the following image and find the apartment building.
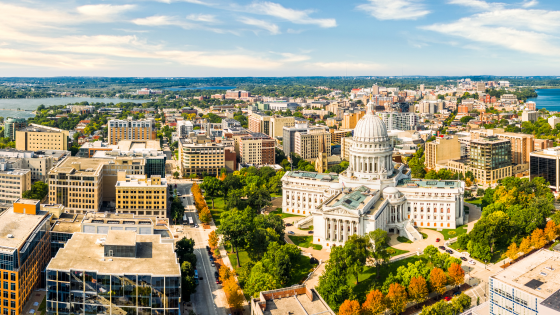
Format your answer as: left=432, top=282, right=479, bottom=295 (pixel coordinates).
left=530, top=147, right=560, bottom=191
left=341, top=137, right=354, bottom=160
left=15, top=124, right=69, bottom=151
left=330, top=129, right=350, bottom=144
left=107, top=118, right=156, bottom=145
left=489, top=250, right=560, bottom=315
left=469, top=136, right=512, bottom=185
left=248, top=113, right=271, bottom=136
left=535, top=139, right=553, bottom=151
left=549, top=116, right=560, bottom=128
left=239, top=133, right=275, bottom=165
left=472, top=129, right=534, bottom=165
left=4, top=118, right=27, bottom=141
left=0, top=200, right=51, bottom=315
left=522, top=111, right=538, bottom=122
left=46, top=230, right=181, bottom=315
left=269, top=116, right=295, bottom=139
left=342, top=111, right=365, bottom=129
left=179, top=138, right=231, bottom=176
left=425, top=136, right=461, bottom=169
left=115, top=173, right=167, bottom=217
left=282, top=123, right=309, bottom=158
left=295, top=128, right=331, bottom=160
left=376, top=112, right=418, bottom=131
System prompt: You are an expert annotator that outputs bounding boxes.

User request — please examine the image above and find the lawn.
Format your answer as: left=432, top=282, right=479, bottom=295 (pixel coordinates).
left=466, top=198, right=482, bottom=205
left=270, top=208, right=305, bottom=219
left=288, top=235, right=323, bottom=250
left=271, top=192, right=283, bottom=198
left=397, top=236, right=412, bottom=243
left=449, top=242, right=505, bottom=264
left=299, top=225, right=313, bottom=231
left=205, top=196, right=226, bottom=227
left=388, top=247, right=409, bottom=257
left=228, top=249, right=252, bottom=272
left=427, top=225, right=468, bottom=240
left=38, top=297, right=46, bottom=315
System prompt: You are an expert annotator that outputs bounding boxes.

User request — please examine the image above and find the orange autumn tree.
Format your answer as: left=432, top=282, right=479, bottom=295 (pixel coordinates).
left=448, top=263, right=465, bottom=289
left=362, top=289, right=385, bottom=315
left=544, top=220, right=558, bottom=242
left=408, top=276, right=428, bottom=306
left=223, top=280, right=244, bottom=310
left=518, top=237, right=532, bottom=256
left=530, top=228, right=547, bottom=250
left=199, top=207, right=212, bottom=224
left=429, top=268, right=447, bottom=298
left=208, top=230, right=219, bottom=249
left=219, top=265, right=235, bottom=283
left=505, top=242, right=519, bottom=261
left=386, top=283, right=407, bottom=315
left=339, top=300, right=362, bottom=315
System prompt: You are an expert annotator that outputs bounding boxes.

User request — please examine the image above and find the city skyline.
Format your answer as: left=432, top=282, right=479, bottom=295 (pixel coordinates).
left=1, top=0, right=560, bottom=76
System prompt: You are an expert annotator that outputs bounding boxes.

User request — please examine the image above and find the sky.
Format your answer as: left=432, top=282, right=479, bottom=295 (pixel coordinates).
left=1, top=0, right=560, bottom=77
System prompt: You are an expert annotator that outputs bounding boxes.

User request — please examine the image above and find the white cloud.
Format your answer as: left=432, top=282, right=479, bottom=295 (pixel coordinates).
left=186, top=14, right=218, bottom=23
left=447, top=0, right=495, bottom=10
left=76, top=4, right=136, bottom=18
left=238, top=17, right=280, bottom=34
left=248, top=2, right=336, bottom=28
left=522, top=0, right=538, bottom=8
left=132, top=15, right=184, bottom=26
left=309, top=61, right=381, bottom=70
left=156, top=0, right=212, bottom=5
left=357, top=0, right=430, bottom=20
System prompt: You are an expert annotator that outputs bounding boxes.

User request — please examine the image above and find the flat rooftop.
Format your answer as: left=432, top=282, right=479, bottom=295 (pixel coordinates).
left=47, top=232, right=180, bottom=276
left=491, top=249, right=560, bottom=300
left=326, top=186, right=376, bottom=211
left=254, top=286, right=334, bottom=315
left=51, top=214, right=85, bottom=233
left=50, top=157, right=106, bottom=175
left=397, top=179, right=462, bottom=189
left=16, top=199, right=39, bottom=205
left=117, top=140, right=161, bottom=151
left=105, top=230, right=136, bottom=246
left=0, top=208, right=48, bottom=250
left=285, top=171, right=339, bottom=183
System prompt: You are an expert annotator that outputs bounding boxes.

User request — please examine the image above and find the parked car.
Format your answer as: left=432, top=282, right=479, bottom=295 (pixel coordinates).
left=206, top=246, right=211, bottom=251
left=468, top=260, right=476, bottom=265
left=436, top=238, right=440, bottom=242
left=288, top=231, right=295, bottom=235
left=308, top=231, right=313, bottom=234
left=211, top=261, right=215, bottom=267
left=177, top=193, right=182, bottom=196
left=453, top=291, right=461, bottom=296
left=214, top=271, right=219, bottom=279
left=194, top=224, right=199, bottom=228
left=285, top=223, right=292, bottom=227
left=460, top=257, right=467, bottom=261
left=175, top=184, right=177, bottom=188
left=439, top=246, right=446, bottom=250
left=446, top=249, right=453, bottom=254
left=444, top=296, right=451, bottom=301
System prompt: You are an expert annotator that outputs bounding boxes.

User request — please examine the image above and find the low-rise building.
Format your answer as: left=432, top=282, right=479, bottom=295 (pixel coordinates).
left=115, top=172, right=167, bottom=217
left=178, top=137, right=231, bottom=177
left=250, top=285, right=334, bottom=315
left=530, top=147, right=560, bottom=191
left=425, top=136, right=462, bottom=169
left=15, top=124, right=69, bottom=151
left=522, top=110, right=538, bottom=122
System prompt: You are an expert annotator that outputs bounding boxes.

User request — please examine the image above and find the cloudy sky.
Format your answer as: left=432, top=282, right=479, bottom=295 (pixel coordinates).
left=1, top=0, right=559, bottom=77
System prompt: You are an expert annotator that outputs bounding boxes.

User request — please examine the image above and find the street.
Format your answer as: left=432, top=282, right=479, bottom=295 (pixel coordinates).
left=171, top=181, right=229, bottom=315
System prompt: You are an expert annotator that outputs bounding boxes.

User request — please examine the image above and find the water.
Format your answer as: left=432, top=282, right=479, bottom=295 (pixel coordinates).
left=164, top=86, right=236, bottom=91
left=527, top=89, right=560, bottom=112
left=0, top=97, right=150, bottom=119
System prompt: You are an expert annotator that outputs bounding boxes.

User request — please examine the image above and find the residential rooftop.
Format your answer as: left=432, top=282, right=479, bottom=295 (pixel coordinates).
left=0, top=208, right=49, bottom=250
left=47, top=232, right=180, bottom=276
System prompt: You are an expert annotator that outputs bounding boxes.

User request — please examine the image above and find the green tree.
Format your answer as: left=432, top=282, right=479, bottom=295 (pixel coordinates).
left=175, top=237, right=197, bottom=267
left=217, top=207, right=254, bottom=267
left=367, top=229, right=391, bottom=278
left=181, top=261, right=197, bottom=299
left=317, top=245, right=351, bottom=311
left=22, top=181, right=49, bottom=200
left=200, top=176, right=224, bottom=209
left=345, top=235, right=369, bottom=285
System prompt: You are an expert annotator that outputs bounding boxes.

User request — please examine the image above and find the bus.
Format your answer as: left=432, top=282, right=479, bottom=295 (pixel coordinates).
left=188, top=217, right=194, bottom=226
left=194, top=270, right=199, bottom=285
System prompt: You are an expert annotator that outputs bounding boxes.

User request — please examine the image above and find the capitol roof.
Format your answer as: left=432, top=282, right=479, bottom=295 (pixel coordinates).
left=397, top=179, right=462, bottom=189
left=326, top=186, right=377, bottom=211
left=352, top=102, right=389, bottom=143
left=285, top=171, right=339, bottom=182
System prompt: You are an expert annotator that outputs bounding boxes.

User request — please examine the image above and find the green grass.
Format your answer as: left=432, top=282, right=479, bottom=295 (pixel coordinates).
left=551, top=240, right=560, bottom=251
left=288, top=235, right=323, bottom=250
left=466, top=198, right=482, bottom=205
left=227, top=249, right=252, bottom=272
left=38, top=297, right=46, bottom=315
left=427, top=225, right=468, bottom=240
left=422, top=232, right=428, bottom=239
left=387, top=247, right=409, bottom=257
left=271, top=192, right=283, bottom=198
left=205, top=196, right=226, bottom=227
left=299, top=225, right=313, bottom=231
left=397, top=236, right=412, bottom=243
left=270, top=208, right=305, bottom=219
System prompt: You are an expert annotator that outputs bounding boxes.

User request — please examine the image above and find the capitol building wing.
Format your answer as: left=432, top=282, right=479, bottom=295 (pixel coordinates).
left=281, top=102, right=465, bottom=250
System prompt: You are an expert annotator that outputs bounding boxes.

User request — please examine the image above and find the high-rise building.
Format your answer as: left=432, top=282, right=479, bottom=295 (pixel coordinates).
left=295, top=128, right=331, bottom=160
left=239, top=133, right=275, bottom=165
left=469, top=136, right=512, bottom=185
left=471, top=129, right=534, bottom=165
left=549, top=116, right=560, bottom=129
left=530, top=146, right=560, bottom=191
left=489, top=249, right=560, bottom=315
left=269, top=116, right=295, bottom=139
left=522, top=111, right=538, bottom=122
left=46, top=230, right=181, bottom=315
left=342, top=111, right=366, bottom=129
left=0, top=199, right=51, bottom=315
left=15, top=124, right=69, bottom=151
left=282, top=123, right=309, bottom=158
left=4, top=118, right=27, bottom=141
left=178, top=138, right=231, bottom=176
left=376, top=112, right=418, bottom=131
left=248, top=113, right=271, bottom=135
left=115, top=173, right=167, bottom=217
left=476, top=81, right=486, bottom=92
left=108, top=118, right=155, bottom=145
left=425, top=136, right=462, bottom=169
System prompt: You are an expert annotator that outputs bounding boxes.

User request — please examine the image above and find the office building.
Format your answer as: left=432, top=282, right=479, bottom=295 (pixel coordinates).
left=330, top=129, right=350, bottom=145
left=425, top=136, right=462, bottom=169
left=0, top=200, right=51, bottom=315
left=46, top=230, right=181, bottom=315
left=530, top=147, right=560, bottom=191
left=0, top=149, right=68, bottom=182
left=222, top=118, right=241, bottom=130
left=472, top=129, right=534, bottom=165
left=535, top=139, right=553, bottom=151
left=239, top=133, right=275, bottom=166
left=549, top=116, right=560, bottom=129
left=466, top=136, right=512, bottom=185
left=15, top=124, right=69, bottom=151
left=250, top=285, right=334, bottom=315
left=91, top=141, right=166, bottom=179
left=522, top=111, right=538, bottom=122
left=248, top=113, right=271, bottom=135
left=269, top=116, right=295, bottom=139
left=340, top=136, right=354, bottom=160
left=115, top=173, right=167, bottom=217
left=376, top=112, right=418, bottom=131
left=108, top=118, right=155, bottom=145
left=282, top=123, right=309, bottom=158
left=4, top=118, right=27, bottom=141
left=489, top=249, right=560, bottom=315
left=76, top=142, right=113, bottom=158
left=176, top=120, right=194, bottom=138
left=294, top=128, right=331, bottom=160
left=476, top=81, right=486, bottom=92
left=342, top=111, right=365, bottom=129
left=267, top=102, right=299, bottom=112
left=178, top=138, right=232, bottom=177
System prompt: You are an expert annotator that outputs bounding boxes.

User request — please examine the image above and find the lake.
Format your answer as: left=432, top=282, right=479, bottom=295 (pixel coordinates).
left=164, top=86, right=236, bottom=91
left=0, top=97, right=150, bottom=119
left=527, top=89, right=560, bottom=112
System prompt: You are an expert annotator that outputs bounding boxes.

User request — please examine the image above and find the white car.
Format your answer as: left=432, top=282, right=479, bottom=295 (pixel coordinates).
left=468, top=260, right=476, bottom=265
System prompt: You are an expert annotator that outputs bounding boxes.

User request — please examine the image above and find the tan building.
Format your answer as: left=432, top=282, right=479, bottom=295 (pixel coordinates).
left=342, top=111, right=366, bottom=129
left=239, top=133, right=275, bottom=165
left=425, top=136, right=462, bottom=169
left=535, top=139, right=553, bottom=151
left=0, top=169, right=31, bottom=208
left=115, top=172, right=167, bottom=217
left=330, top=129, right=350, bottom=144
left=295, top=128, right=331, bottom=160
left=108, top=118, right=156, bottom=145
left=341, top=136, right=354, bottom=160
left=15, top=124, right=69, bottom=151
left=269, top=115, right=295, bottom=139
left=179, top=137, right=230, bottom=176
left=471, top=129, right=534, bottom=165
left=248, top=113, right=271, bottom=135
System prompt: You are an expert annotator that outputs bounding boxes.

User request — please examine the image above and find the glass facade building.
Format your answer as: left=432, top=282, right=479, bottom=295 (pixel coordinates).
left=145, top=158, right=166, bottom=179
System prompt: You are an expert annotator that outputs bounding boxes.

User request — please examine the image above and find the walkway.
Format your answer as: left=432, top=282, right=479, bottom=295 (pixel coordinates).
left=389, top=228, right=443, bottom=253
left=465, top=202, right=482, bottom=233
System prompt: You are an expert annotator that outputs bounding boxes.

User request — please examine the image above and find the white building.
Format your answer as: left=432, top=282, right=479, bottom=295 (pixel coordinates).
left=376, top=112, right=418, bottom=131
left=281, top=102, right=465, bottom=250
left=490, top=249, right=560, bottom=315
left=522, top=111, right=538, bottom=122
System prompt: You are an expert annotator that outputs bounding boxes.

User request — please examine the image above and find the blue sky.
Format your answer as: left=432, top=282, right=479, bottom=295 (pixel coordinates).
left=1, top=0, right=559, bottom=77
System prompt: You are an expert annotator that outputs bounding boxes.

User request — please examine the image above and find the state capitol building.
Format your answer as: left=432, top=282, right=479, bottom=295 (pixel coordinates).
left=281, top=102, right=466, bottom=250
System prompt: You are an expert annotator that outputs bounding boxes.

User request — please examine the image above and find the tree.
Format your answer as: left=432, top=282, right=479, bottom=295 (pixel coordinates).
left=362, top=289, right=385, bottom=315
left=173, top=171, right=180, bottom=179
left=181, top=261, right=197, bottom=299
left=223, top=279, right=244, bottom=310
left=200, top=176, right=224, bottom=209
left=22, top=181, right=49, bottom=200
left=530, top=228, right=547, bottom=249
left=408, top=276, right=428, bottom=306
left=208, top=230, right=219, bottom=249
left=345, top=235, right=369, bottom=285
left=545, top=220, right=558, bottom=242
left=176, top=237, right=197, bottom=267
left=317, top=246, right=351, bottom=310
left=199, top=207, right=212, bottom=224
left=367, top=229, right=390, bottom=278
left=505, top=243, right=519, bottom=261
left=386, top=283, right=407, bottom=315
left=339, top=300, right=362, bottom=315
left=219, top=265, right=235, bottom=283
left=429, top=268, right=447, bottom=298
left=448, top=263, right=465, bottom=289
left=217, top=207, right=254, bottom=267
left=518, top=237, right=532, bottom=255
left=244, top=262, right=278, bottom=297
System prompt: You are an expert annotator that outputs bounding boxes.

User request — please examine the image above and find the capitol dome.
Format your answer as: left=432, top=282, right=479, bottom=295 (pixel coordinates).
left=353, top=102, right=389, bottom=143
